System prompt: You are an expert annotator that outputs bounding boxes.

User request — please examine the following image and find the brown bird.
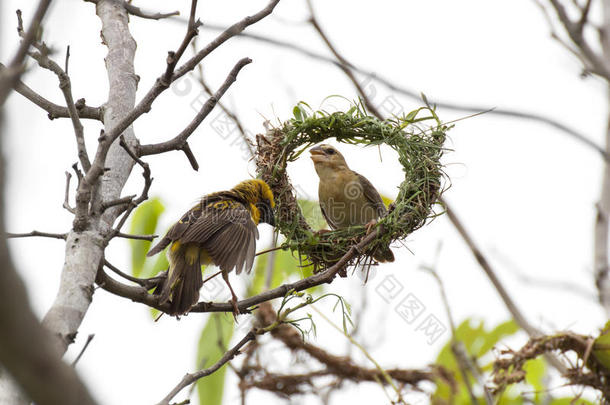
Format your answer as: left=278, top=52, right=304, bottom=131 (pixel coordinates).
left=146, top=179, right=275, bottom=316
left=310, top=144, right=394, bottom=262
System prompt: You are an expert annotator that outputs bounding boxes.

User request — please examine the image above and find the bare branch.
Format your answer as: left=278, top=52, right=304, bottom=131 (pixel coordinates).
left=114, top=232, right=157, bottom=242
left=193, top=23, right=606, bottom=159
left=0, top=67, right=103, bottom=120
left=6, top=230, right=67, bottom=240
left=180, top=142, right=199, bottom=171
left=124, top=2, right=179, bottom=20
left=100, top=194, right=136, bottom=212
left=163, top=0, right=200, bottom=84
left=98, top=229, right=382, bottom=314
left=25, top=47, right=91, bottom=171
left=139, top=57, right=252, bottom=156
left=103, top=260, right=164, bottom=289
left=71, top=334, right=94, bottom=367
left=157, top=332, right=256, bottom=405
left=305, top=0, right=382, bottom=119
left=63, top=171, right=75, bottom=214
left=548, top=0, right=610, bottom=80
left=191, top=50, right=254, bottom=158
left=442, top=198, right=568, bottom=374
left=0, top=0, right=52, bottom=105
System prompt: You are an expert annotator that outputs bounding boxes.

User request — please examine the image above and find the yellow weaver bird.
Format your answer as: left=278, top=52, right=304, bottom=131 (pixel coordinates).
left=147, top=179, right=275, bottom=316
left=310, top=144, right=394, bottom=262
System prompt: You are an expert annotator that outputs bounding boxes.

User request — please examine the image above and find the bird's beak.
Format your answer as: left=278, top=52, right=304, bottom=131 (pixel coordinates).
left=309, top=146, right=326, bottom=164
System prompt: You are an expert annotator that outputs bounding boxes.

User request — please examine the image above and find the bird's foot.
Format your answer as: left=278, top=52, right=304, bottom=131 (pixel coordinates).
left=229, top=296, right=241, bottom=321
left=365, top=219, right=378, bottom=234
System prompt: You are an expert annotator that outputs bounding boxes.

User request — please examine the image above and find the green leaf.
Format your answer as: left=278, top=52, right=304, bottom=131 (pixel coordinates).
left=593, top=320, right=610, bottom=370
left=476, top=319, right=519, bottom=357
left=298, top=199, right=327, bottom=230
left=523, top=357, right=546, bottom=402
left=197, top=313, right=235, bottom=405
left=129, top=198, right=165, bottom=277
left=249, top=248, right=318, bottom=297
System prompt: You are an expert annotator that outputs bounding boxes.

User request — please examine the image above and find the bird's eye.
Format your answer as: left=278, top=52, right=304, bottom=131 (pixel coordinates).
left=325, top=148, right=335, bottom=155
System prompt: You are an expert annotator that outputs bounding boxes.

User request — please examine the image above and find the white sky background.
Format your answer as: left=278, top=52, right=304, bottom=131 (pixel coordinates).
left=1, top=0, right=607, bottom=404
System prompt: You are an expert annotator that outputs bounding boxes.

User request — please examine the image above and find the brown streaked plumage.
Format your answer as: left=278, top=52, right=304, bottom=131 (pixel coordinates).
left=147, top=179, right=275, bottom=316
left=310, top=144, right=394, bottom=262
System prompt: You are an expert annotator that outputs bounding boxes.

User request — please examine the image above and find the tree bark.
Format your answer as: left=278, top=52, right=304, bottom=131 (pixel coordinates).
left=40, top=0, right=138, bottom=355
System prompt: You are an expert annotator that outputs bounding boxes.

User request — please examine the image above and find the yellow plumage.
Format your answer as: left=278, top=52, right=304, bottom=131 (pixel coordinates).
left=147, top=179, right=275, bottom=316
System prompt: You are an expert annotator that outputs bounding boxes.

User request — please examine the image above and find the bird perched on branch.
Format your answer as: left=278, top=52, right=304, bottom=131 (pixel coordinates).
left=310, top=144, right=394, bottom=262
left=146, top=179, right=275, bottom=316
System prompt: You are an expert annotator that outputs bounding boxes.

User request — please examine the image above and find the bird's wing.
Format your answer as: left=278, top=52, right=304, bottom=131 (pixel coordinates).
left=319, top=203, right=339, bottom=230
left=354, top=171, right=387, bottom=217
left=178, top=202, right=259, bottom=274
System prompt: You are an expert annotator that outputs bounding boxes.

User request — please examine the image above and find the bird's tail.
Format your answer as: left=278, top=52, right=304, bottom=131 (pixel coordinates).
left=158, top=243, right=203, bottom=316
left=373, top=244, right=394, bottom=263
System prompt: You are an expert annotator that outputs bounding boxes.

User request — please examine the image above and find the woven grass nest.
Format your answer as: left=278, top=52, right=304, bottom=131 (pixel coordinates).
left=255, top=100, right=450, bottom=271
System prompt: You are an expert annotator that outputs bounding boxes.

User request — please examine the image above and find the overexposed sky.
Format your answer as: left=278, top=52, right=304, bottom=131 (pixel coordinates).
left=1, top=0, right=607, bottom=403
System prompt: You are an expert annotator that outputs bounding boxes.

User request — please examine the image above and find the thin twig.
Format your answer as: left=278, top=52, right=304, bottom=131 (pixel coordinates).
left=6, top=231, right=67, bottom=240
left=124, top=2, right=179, bottom=20
left=97, top=230, right=382, bottom=314
left=305, top=0, right=382, bottom=119
left=190, top=23, right=606, bottom=159
left=71, top=334, right=95, bottom=367
left=157, top=332, right=256, bottom=405
left=0, top=0, right=52, bottom=105
left=25, top=42, right=91, bottom=171
left=115, top=232, right=157, bottom=242
left=63, top=171, right=75, bottom=213
left=140, top=57, right=252, bottom=156
left=103, top=260, right=165, bottom=289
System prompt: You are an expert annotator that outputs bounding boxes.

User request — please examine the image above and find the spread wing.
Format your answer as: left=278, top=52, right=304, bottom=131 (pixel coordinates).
left=147, top=201, right=259, bottom=274
left=354, top=171, right=387, bottom=218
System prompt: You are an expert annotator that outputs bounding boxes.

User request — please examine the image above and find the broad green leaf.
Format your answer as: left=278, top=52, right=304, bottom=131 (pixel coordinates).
left=129, top=198, right=165, bottom=277
left=476, top=319, right=519, bottom=357
left=523, top=358, right=546, bottom=402
left=197, top=313, right=235, bottom=405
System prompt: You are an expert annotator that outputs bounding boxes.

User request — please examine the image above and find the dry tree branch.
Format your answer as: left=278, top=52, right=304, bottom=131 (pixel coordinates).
left=492, top=332, right=610, bottom=399
left=191, top=22, right=606, bottom=159
left=98, top=229, right=382, bottom=314
left=139, top=57, right=252, bottom=158
left=124, top=2, right=179, bottom=21
left=304, top=0, right=569, bottom=376
left=6, top=230, right=67, bottom=240
left=0, top=65, right=102, bottom=120
left=157, top=332, right=257, bottom=405
left=0, top=0, right=52, bottom=105
left=24, top=41, right=91, bottom=171
left=305, top=0, right=382, bottom=119
left=548, top=0, right=610, bottom=80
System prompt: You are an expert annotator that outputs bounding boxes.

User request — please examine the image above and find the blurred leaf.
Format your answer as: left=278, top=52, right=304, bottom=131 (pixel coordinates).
left=129, top=198, right=165, bottom=277
left=593, top=320, right=610, bottom=370
left=476, top=319, right=519, bottom=357
left=433, top=319, right=521, bottom=403
left=549, top=399, right=594, bottom=405
left=197, top=313, right=235, bottom=405
left=298, top=199, right=327, bottom=230
left=523, top=358, right=546, bottom=403
left=249, top=248, right=320, bottom=297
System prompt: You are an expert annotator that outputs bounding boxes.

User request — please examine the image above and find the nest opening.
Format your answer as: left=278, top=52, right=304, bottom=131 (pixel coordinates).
left=255, top=100, right=450, bottom=270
